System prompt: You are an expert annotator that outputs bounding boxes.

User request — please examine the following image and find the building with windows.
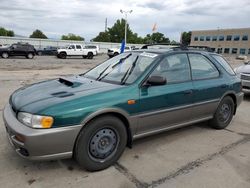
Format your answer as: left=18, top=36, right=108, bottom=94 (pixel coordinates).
left=190, top=28, right=250, bottom=55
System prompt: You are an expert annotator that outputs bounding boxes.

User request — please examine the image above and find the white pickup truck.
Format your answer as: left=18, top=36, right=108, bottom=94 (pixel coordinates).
left=57, top=44, right=97, bottom=59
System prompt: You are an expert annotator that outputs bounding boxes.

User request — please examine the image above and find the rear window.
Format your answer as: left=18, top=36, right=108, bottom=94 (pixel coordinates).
left=212, top=55, right=235, bottom=75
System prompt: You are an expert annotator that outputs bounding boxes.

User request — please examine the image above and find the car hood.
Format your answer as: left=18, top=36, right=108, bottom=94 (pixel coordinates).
left=10, top=76, right=122, bottom=113
left=0, top=47, right=9, bottom=51
left=235, top=64, right=250, bottom=74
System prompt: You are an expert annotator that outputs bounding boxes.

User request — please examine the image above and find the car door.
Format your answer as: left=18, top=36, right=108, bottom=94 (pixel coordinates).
left=136, top=53, right=194, bottom=135
left=188, top=53, right=227, bottom=119
left=75, top=45, right=83, bottom=55
left=67, top=45, right=76, bottom=55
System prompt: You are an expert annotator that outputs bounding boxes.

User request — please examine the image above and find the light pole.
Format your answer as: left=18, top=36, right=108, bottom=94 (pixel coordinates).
left=120, top=9, right=133, bottom=46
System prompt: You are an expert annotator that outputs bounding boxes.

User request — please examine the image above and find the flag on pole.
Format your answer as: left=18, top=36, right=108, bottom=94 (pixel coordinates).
left=120, top=39, right=125, bottom=53
left=152, top=23, right=157, bottom=32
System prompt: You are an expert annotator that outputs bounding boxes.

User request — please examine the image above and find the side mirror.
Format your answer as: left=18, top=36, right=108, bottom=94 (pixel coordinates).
left=145, top=76, right=166, bottom=86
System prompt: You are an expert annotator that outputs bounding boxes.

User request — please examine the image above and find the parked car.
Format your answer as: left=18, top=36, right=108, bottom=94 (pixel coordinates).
left=36, top=46, right=58, bottom=56
left=57, top=44, right=97, bottom=59
left=107, top=46, right=133, bottom=58
left=234, top=61, right=250, bottom=93
left=0, top=42, right=36, bottom=59
left=84, top=45, right=100, bottom=55
left=3, top=47, right=243, bottom=171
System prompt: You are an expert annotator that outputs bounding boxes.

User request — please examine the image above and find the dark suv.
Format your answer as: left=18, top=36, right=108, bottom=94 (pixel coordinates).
left=0, top=43, right=36, bottom=59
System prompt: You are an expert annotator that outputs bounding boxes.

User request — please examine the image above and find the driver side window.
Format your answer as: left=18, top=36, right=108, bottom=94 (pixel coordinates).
left=151, top=53, right=191, bottom=84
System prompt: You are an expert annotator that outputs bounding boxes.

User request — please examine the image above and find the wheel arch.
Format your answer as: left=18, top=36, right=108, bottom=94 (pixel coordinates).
left=221, top=91, right=237, bottom=114
left=74, top=108, right=135, bottom=153
left=59, top=51, right=67, bottom=55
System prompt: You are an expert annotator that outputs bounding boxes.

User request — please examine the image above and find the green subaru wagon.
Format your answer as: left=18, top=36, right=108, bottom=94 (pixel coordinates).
left=3, top=47, right=243, bottom=171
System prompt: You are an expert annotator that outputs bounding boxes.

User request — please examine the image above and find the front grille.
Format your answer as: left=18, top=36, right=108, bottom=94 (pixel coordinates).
left=241, top=74, right=250, bottom=81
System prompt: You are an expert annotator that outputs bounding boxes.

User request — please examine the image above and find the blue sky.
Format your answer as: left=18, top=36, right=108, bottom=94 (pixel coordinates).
left=0, top=0, right=250, bottom=41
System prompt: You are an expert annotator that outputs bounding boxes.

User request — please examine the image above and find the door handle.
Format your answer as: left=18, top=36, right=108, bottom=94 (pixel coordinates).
left=183, top=90, right=193, bottom=95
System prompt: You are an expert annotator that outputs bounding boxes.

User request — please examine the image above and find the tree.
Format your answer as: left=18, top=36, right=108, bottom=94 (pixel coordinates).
left=181, top=31, right=192, bottom=45
left=143, top=32, right=170, bottom=44
left=0, top=27, right=14, bottom=37
left=61, top=33, right=84, bottom=41
left=92, top=31, right=110, bottom=42
left=92, top=19, right=145, bottom=44
left=30, top=29, right=48, bottom=39
left=92, top=19, right=172, bottom=44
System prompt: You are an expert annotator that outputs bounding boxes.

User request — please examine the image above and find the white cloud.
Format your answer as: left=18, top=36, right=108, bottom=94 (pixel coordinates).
left=0, top=0, right=249, bottom=41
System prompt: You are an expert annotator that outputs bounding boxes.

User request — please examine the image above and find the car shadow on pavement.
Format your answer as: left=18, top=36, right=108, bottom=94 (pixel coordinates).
left=243, top=94, right=250, bottom=101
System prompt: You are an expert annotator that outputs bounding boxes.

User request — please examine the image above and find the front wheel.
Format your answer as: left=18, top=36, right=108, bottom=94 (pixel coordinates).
left=209, top=96, right=234, bottom=129
left=75, top=116, right=127, bottom=171
left=59, top=52, right=67, bottom=59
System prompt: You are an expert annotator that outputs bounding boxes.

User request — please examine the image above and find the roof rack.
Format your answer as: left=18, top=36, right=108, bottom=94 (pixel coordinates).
left=172, top=45, right=214, bottom=52
left=141, top=43, right=214, bottom=52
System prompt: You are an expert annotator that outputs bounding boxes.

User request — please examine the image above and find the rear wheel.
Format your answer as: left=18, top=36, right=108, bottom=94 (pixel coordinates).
left=209, top=96, right=234, bottom=129
left=2, top=52, right=9, bottom=58
left=87, top=52, right=94, bottom=59
left=26, top=53, right=34, bottom=59
left=75, top=116, right=127, bottom=171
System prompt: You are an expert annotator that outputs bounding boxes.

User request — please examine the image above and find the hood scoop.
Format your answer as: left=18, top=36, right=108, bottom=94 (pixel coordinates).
left=58, top=77, right=82, bottom=88
left=51, top=91, right=74, bottom=98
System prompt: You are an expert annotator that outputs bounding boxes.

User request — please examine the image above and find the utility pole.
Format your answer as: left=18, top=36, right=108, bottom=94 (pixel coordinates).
left=105, top=18, right=107, bottom=32
left=120, top=9, right=133, bottom=46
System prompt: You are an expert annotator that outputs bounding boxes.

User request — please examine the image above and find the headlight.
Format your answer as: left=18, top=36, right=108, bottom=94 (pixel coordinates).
left=17, top=112, right=54, bottom=129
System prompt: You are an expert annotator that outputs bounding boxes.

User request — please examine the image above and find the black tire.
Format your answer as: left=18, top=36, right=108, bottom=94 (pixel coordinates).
left=59, top=52, right=67, bottom=59
left=75, top=115, right=127, bottom=171
left=26, top=53, right=34, bottom=59
left=209, top=96, right=234, bottom=129
left=87, top=52, right=94, bottom=59
left=2, top=52, right=9, bottom=58
left=114, top=52, right=119, bottom=56
left=108, top=55, right=113, bottom=58
left=82, top=55, right=87, bottom=59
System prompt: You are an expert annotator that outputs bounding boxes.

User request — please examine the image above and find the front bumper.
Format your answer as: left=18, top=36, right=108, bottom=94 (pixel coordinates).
left=3, top=104, right=82, bottom=160
left=241, top=79, right=250, bottom=93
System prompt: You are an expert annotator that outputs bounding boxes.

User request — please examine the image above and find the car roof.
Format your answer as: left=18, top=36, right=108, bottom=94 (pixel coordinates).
left=129, top=48, right=218, bottom=56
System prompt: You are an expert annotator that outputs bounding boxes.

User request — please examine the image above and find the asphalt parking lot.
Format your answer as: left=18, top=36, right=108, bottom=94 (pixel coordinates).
left=0, top=55, right=250, bottom=188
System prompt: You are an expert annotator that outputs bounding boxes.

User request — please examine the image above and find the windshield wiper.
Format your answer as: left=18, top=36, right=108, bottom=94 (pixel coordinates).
left=96, top=64, right=111, bottom=81
left=120, top=56, right=139, bottom=85
left=98, top=53, right=132, bottom=81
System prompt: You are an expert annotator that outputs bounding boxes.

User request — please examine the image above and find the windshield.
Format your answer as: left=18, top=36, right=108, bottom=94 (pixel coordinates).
left=83, top=52, right=158, bottom=84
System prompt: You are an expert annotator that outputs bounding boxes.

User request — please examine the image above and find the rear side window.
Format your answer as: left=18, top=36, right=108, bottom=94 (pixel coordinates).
left=212, top=55, right=235, bottom=75
left=151, top=53, right=191, bottom=84
left=76, top=45, right=82, bottom=49
left=188, top=54, right=219, bottom=80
